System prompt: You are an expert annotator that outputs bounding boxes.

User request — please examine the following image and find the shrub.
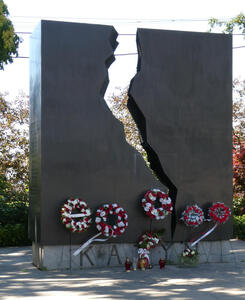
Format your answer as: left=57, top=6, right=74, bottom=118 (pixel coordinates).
left=0, top=199, right=31, bottom=246
left=0, top=200, right=28, bottom=226
left=233, top=215, right=245, bottom=240
left=0, top=223, right=30, bottom=246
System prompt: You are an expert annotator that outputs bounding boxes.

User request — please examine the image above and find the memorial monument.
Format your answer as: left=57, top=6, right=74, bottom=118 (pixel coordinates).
left=29, top=20, right=232, bottom=270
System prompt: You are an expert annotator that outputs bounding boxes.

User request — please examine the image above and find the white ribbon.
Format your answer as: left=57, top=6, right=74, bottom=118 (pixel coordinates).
left=138, top=248, right=150, bottom=263
left=190, top=222, right=219, bottom=248
left=73, top=232, right=109, bottom=256
left=68, top=213, right=88, bottom=218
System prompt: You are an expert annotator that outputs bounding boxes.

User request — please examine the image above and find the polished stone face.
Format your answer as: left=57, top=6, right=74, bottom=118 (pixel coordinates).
left=29, top=20, right=166, bottom=246
left=29, top=21, right=232, bottom=246
left=128, top=28, right=233, bottom=241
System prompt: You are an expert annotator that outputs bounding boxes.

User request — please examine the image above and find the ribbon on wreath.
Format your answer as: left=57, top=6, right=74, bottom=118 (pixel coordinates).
left=73, top=232, right=109, bottom=256
left=138, top=247, right=150, bottom=264
left=190, top=222, right=218, bottom=248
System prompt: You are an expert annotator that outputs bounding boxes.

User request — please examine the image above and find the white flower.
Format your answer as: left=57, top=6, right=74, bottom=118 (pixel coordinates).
left=156, top=216, right=160, bottom=220
left=104, top=204, right=109, bottom=208
left=64, top=204, right=72, bottom=210
left=145, top=203, right=151, bottom=207
left=152, top=209, right=157, bottom=215
left=124, top=214, right=128, bottom=219
left=144, top=207, right=150, bottom=212
left=100, top=211, right=106, bottom=217
left=167, top=198, right=171, bottom=204
left=112, top=203, right=118, bottom=208
left=191, top=251, right=195, bottom=255
left=104, top=226, right=109, bottom=232
left=95, top=217, right=101, bottom=223
left=85, top=209, right=91, bottom=215
left=120, top=228, right=125, bottom=233
left=142, top=198, right=146, bottom=202
left=118, top=216, right=121, bottom=220
left=113, top=225, right=117, bottom=229
left=149, top=193, right=156, bottom=201
left=103, top=217, right=107, bottom=221
left=63, top=212, right=70, bottom=218
left=115, top=208, right=121, bottom=214
left=152, top=189, right=160, bottom=193
left=109, top=210, right=113, bottom=214
left=97, top=225, right=102, bottom=231
left=118, top=221, right=124, bottom=227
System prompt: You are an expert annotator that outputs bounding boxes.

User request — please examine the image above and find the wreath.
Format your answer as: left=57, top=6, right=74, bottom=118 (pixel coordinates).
left=209, top=202, right=231, bottom=224
left=181, top=204, right=204, bottom=227
left=141, top=189, right=173, bottom=219
left=95, top=203, right=128, bottom=238
left=61, top=198, right=92, bottom=232
left=138, top=232, right=161, bottom=249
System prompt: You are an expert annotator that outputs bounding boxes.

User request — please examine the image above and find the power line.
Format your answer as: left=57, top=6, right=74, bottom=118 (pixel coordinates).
left=11, top=15, right=212, bottom=22
left=12, top=45, right=245, bottom=59
left=115, top=53, right=137, bottom=56
left=15, top=31, right=245, bottom=36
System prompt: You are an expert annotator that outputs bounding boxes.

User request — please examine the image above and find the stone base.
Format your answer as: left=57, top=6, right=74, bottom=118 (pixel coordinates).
left=32, top=240, right=240, bottom=270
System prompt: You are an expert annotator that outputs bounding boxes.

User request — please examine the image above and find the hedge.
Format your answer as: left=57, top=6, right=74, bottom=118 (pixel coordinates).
left=233, top=215, right=245, bottom=240
left=0, top=200, right=31, bottom=246
left=0, top=223, right=31, bottom=246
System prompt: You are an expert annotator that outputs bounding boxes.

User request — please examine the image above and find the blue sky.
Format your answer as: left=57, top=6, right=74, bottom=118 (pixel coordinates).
left=0, top=0, right=245, bottom=99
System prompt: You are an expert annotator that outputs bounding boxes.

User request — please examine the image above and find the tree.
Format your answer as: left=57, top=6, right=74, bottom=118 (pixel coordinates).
left=208, top=15, right=245, bottom=216
left=0, top=92, right=29, bottom=198
left=107, top=88, right=146, bottom=156
left=233, top=79, right=245, bottom=215
left=209, top=13, right=245, bottom=34
left=0, top=0, right=21, bottom=70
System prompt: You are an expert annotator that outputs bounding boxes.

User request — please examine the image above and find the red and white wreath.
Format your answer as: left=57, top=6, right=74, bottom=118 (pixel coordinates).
left=181, top=204, right=204, bottom=227
left=209, top=202, right=231, bottom=224
left=61, top=198, right=92, bottom=232
left=141, top=189, right=173, bottom=220
left=95, top=203, right=128, bottom=238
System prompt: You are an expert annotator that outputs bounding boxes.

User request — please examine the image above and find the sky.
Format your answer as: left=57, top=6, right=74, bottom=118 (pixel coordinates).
left=0, top=0, right=245, bottom=100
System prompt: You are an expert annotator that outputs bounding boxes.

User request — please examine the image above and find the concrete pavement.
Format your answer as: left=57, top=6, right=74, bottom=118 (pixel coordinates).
left=0, top=240, right=245, bottom=299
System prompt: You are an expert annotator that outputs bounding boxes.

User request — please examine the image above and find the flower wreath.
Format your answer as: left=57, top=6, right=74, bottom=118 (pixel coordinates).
left=142, top=189, right=173, bottom=219
left=181, top=247, right=198, bottom=258
left=181, top=204, right=204, bottom=227
left=209, top=202, right=231, bottom=224
left=138, top=232, right=161, bottom=250
left=61, top=198, right=92, bottom=232
left=95, top=203, right=128, bottom=238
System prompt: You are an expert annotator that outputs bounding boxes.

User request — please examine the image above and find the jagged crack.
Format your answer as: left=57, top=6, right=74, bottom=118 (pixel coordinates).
left=127, top=30, right=178, bottom=238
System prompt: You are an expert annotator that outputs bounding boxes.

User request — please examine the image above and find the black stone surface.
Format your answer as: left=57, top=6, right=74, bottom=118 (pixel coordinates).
left=128, top=28, right=233, bottom=241
left=29, top=21, right=168, bottom=246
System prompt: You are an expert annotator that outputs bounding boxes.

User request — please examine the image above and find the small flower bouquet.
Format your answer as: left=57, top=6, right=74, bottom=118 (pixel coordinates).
left=178, top=247, right=199, bottom=267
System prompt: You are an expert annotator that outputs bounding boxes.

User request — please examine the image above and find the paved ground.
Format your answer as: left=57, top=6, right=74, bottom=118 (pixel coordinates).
left=1, top=241, right=245, bottom=300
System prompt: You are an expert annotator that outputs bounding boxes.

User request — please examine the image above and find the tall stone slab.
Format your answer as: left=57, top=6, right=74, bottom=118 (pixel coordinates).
left=29, top=20, right=168, bottom=252
left=128, top=29, right=233, bottom=241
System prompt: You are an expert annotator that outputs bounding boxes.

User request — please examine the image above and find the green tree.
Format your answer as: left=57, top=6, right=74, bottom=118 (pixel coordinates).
left=0, top=92, right=29, bottom=198
left=233, top=79, right=245, bottom=216
left=0, top=0, right=21, bottom=69
left=209, top=13, right=245, bottom=34
left=107, top=88, right=145, bottom=156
